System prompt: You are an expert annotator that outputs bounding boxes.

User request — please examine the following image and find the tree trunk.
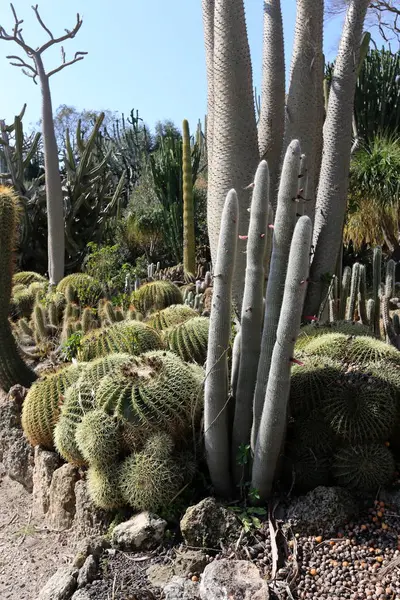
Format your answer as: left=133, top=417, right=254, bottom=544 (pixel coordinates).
left=202, top=0, right=215, bottom=170
left=258, top=0, right=285, bottom=209
left=304, top=0, right=370, bottom=318
left=35, top=53, right=65, bottom=285
left=206, top=0, right=259, bottom=309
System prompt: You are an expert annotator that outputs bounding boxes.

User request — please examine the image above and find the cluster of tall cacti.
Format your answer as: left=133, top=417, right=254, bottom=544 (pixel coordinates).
left=202, top=0, right=371, bottom=500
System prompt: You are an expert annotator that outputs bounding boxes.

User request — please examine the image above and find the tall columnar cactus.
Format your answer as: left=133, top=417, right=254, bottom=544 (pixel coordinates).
left=385, top=259, right=396, bottom=299
left=338, top=266, right=351, bottom=321
left=0, top=186, right=37, bottom=391
left=304, top=0, right=371, bottom=317
left=204, top=189, right=238, bottom=496
left=252, top=215, right=313, bottom=500
left=258, top=0, right=285, bottom=207
left=358, top=264, right=368, bottom=325
left=346, top=262, right=360, bottom=321
left=182, top=119, right=196, bottom=276
left=373, top=246, right=382, bottom=334
left=251, top=141, right=300, bottom=451
left=232, top=161, right=270, bottom=470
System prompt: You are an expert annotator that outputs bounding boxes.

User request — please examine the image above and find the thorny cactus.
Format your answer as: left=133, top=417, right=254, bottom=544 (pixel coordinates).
left=333, top=444, right=395, bottom=491
left=163, top=316, right=210, bottom=365
left=147, top=304, right=198, bottom=331
left=131, top=281, right=183, bottom=315
left=56, top=273, right=103, bottom=307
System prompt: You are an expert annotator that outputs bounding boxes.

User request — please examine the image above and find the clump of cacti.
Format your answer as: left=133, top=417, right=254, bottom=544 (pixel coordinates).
left=333, top=444, right=395, bottom=491
left=77, top=320, right=163, bottom=361
left=75, top=409, right=122, bottom=468
left=87, top=465, right=125, bottom=510
left=56, top=273, right=103, bottom=307
left=131, top=280, right=183, bottom=315
left=284, top=445, right=332, bottom=492
left=0, top=186, right=37, bottom=391
left=22, top=362, right=84, bottom=449
left=295, top=320, right=375, bottom=351
left=13, top=271, right=47, bottom=286
left=301, top=333, right=400, bottom=366
left=147, top=304, right=198, bottom=331
left=163, top=316, right=209, bottom=364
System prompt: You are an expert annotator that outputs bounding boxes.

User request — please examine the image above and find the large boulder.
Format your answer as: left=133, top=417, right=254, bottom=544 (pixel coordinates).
left=46, top=464, right=79, bottom=530
left=199, top=560, right=269, bottom=600
left=285, top=486, right=359, bottom=533
left=111, top=512, right=167, bottom=551
left=36, top=566, right=78, bottom=600
left=180, top=498, right=241, bottom=548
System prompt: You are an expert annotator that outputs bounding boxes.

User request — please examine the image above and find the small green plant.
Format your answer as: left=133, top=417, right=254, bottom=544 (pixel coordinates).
left=61, top=331, right=83, bottom=361
left=229, top=505, right=267, bottom=533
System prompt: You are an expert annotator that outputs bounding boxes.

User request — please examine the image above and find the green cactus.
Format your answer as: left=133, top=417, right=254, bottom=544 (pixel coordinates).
left=32, top=303, right=49, bottom=342
left=13, top=271, right=47, bottom=286
left=373, top=247, right=382, bottom=334
left=77, top=320, right=163, bottom=362
left=96, top=350, right=203, bottom=446
left=333, top=444, right=395, bottom=491
left=291, top=408, right=335, bottom=452
left=301, top=333, right=400, bottom=366
left=163, top=316, right=209, bottom=364
left=284, top=445, right=332, bottom=492
left=322, top=370, right=397, bottom=443
left=385, top=259, right=396, bottom=299
left=338, top=266, right=351, bottom=321
left=47, top=301, right=59, bottom=327
left=81, top=307, right=97, bottom=334
left=367, top=298, right=375, bottom=329
left=182, top=119, right=196, bottom=276
left=118, top=432, right=185, bottom=512
left=131, top=280, right=183, bottom=315
left=146, top=304, right=197, bottom=331
left=358, top=264, right=368, bottom=325
left=56, top=273, right=103, bottom=307
left=75, top=409, right=122, bottom=468
left=21, top=362, right=84, bottom=449
left=0, top=186, right=37, bottom=391
left=18, top=318, right=33, bottom=338
left=296, top=320, right=374, bottom=352
left=346, top=262, right=360, bottom=321
left=87, top=465, right=125, bottom=510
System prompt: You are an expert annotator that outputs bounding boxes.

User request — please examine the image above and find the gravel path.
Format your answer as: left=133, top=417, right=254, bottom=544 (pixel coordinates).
left=0, top=466, right=74, bottom=600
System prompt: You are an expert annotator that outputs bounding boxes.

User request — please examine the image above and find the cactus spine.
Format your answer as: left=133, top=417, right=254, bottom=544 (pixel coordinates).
left=204, top=189, right=238, bottom=496
left=251, top=141, right=300, bottom=452
left=0, top=186, right=36, bottom=391
left=232, top=161, right=270, bottom=473
left=182, top=119, right=196, bottom=276
left=252, top=215, right=312, bottom=499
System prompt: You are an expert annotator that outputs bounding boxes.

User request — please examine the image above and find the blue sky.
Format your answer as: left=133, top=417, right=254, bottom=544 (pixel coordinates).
left=0, top=1, right=369, bottom=135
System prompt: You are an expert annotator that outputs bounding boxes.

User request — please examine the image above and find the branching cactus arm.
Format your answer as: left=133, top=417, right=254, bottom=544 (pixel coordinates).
left=204, top=189, right=239, bottom=497
left=251, top=140, right=301, bottom=451
left=252, top=215, right=313, bottom=500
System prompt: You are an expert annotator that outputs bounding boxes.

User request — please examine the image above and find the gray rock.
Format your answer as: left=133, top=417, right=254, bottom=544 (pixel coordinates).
left=72, top=536, right=110, bottom=568
left=199, top=559, right=269, bottom=600
left=46, top=464, right=79, bottom=531
left=180, top=497, right=241, bottom=548
left=285, top=486, right=358, bottom=533
left=71, top=592, right=92, bottom=600
left=111, top=512, right=167, bottom=551
left=148, top=548, right=207, bottom=587
left=3, top=434, right=34, bottom=491
left=77, top=555, right=97, bottom=588
left=36, top=566, right=78, bottom=600
left=32, top=446, right=61, bottom=517
left=164, top=576, right=201, bottom=600
left=73, top=480, right=113, bottom=538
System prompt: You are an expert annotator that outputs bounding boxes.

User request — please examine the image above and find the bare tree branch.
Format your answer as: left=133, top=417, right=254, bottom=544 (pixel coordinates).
left=326, top=0, right=400, bottom=42
left=31, top=4, right=54, bottom=40
left=39, top=13, right=83, bottom=54
left=47, top=50, right=87, bottom=78
left=0, top=4, right=35, bottom=54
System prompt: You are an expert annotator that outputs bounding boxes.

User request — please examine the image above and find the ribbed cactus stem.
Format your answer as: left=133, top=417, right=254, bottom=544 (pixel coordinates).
left=263, top=203, right=274, bottom=294
left=252, top=215, right=312, bottom=500
left=385, top=259, right=396, bottom=299
left=81, top=307, right=95, bottom=334
left=373, top=247, right=382, bottom=334
left=230, top=328, right=241, bottom=398
left=204, top=189, right=238, bottom=497
left=366, top=298, right=375, bottom=331
left=182, top=119, right=196, bottom=275
left=33, top=304, right=49, bottom=341
left=0, top=186, right=36, bottom=390
left=358, top=264, right=368, bottom=325
left=251, top=140, right=300, bottom=451
left=47, top=301, right=59, bottom=327
left=346, top=262, right=360, bottom=321
left=232, top=161, right=270, bottom=476
left=339, top=266, right=351, bottom=321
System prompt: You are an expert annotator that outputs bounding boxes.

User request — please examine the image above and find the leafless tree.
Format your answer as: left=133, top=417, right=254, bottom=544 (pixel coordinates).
left=0, top=4, right=87, bottom=284
left=327, top=0, right=400, bottom=43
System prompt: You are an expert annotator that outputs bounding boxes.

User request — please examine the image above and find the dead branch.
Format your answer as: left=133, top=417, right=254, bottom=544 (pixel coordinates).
left=31, top=4, right=53, bottom=40
left=47, top=50, right=87, bottom=78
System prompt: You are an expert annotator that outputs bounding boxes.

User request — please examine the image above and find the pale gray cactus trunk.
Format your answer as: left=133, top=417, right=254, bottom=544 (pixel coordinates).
left=283, top=0, right=324, bottom=225
left=206, top=0, right=259, bottom=309
left=230, top=328, right=241, bottom=398
left=258, top=0, right=285, bottom=208
left=35, top=53, right=65, bottom=285
left=304, top=0, right=370, bottom=317
left=252, top=215, right=312, bottom=500
left=202, top=0, right=215, bottom=169
left=204, top=189, right=238, bottom=497
left=251, top=141, right=301, bottom=451
left=232, top=162, right=270, bottom=479
left=346, top=262, right=360, bottom=321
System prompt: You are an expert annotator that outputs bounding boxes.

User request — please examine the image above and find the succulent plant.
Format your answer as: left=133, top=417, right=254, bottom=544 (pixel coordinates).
left=295, top=320, right=375, bottom=352
left=13, top=271, right=47, bottom=286
left=163, top=316, right=209, bottom=364
left=118, top=432, right=185, bottom=512
left=22, top=362, right=84, bottom=449
left=75, top=409, right=122, bottom=468
left=146, top=304, right=197, bottom=331
left=301, top=333, right=400, bottom=366
left=284, top=444, right=332, bottom=492
left=333, top=444, right=395, bottom=491
left=77, top=321, right=164, bottom=361
left=322, top=370, right=397, bottom=443
left=291, top=408, right=335, bottom=452
left=87, top=465, right=125, bottom=510
left=289, top=357, right=343, bottom=418
left=56, top=273, right=103, bottom=307
left=10, top=286, right=35, bottom=319
left=131, top=280, right=183, bottom=315
left=96, top=350, right=204, bottom=447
